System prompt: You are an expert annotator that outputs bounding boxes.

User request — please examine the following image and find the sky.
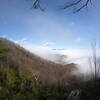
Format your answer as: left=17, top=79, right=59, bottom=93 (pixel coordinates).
left=0, top=0, right=100, bottom=73
left=0, top=0, right=100, bottom=48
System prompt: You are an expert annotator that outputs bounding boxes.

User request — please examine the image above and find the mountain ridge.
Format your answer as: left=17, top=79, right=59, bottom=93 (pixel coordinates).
left=0, top=38, right=77, bottom=85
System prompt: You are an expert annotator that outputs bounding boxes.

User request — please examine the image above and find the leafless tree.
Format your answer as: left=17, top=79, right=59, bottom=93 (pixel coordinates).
left=89, top=38, right=100, bottom=81
left=32, top=0, right=93, bottom=13
left=54, top=53, right=67, bottom=64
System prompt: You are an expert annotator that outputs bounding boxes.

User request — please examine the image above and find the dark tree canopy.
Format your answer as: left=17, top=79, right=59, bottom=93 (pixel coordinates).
left=32, top=0, right=93, bottom=13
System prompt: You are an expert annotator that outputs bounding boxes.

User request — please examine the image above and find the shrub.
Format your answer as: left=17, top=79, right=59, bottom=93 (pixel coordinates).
left=0, top=48, right=10, bottom=54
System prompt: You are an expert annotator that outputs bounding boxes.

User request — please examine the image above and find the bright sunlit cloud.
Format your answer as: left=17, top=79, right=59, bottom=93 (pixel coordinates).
left=13, top=38, right=100, bottom=74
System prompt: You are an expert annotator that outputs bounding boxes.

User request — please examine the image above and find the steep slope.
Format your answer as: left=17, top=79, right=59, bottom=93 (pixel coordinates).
left=0, top=38, right=77, bottom=85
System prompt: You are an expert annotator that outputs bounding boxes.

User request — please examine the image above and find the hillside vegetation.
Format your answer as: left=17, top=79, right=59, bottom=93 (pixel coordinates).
left=0, top=38, right=77, bottom=85
left=0, top=38, right=100, bottom=100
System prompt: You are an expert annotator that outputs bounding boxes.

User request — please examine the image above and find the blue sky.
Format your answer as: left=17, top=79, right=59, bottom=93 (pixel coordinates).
left=0, top=0, right=100, bottom=49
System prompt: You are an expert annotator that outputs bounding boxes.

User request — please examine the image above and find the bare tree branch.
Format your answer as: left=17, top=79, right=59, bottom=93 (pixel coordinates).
left=91, top=38, right=97, bottom=80
left=60, top=0, right=82, bottom=10
left=32, top=0, right=93, bottom=13
left=73, top=0, right=90, bottom=13
left=32, top=0, right=45, bottom=11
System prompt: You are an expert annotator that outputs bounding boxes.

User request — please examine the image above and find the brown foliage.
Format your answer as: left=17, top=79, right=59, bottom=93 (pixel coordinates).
left=0, top=38, right=77, bottom=85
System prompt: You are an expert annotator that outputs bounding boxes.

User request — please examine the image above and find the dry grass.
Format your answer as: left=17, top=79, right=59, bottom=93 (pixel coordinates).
left=0, top=38, right=77, bottom=85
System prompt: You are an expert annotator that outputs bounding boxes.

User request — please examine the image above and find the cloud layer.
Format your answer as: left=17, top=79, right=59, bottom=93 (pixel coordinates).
left=13, top=38, right=100, bottom=74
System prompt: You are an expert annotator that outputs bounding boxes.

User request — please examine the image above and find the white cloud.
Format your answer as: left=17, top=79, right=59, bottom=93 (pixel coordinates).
left=13, top=38, right=100, bottom=74
left=15, top=39, right=58, bottom=61
left=15, top=38, right=28, bottom=44
left=54, top=49, right=100, bottom=74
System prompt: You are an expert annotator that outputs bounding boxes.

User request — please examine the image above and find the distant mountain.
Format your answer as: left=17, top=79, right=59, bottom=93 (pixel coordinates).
left=0, top=38, right=77, bottom=85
